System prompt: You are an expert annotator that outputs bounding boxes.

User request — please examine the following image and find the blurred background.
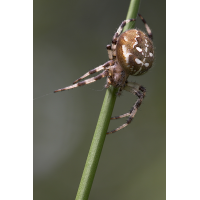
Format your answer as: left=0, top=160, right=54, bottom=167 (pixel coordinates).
left=34, top=0, right=166, bottom=199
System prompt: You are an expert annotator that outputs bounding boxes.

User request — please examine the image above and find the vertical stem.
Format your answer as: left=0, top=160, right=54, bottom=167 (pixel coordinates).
left=75, top=86, right=117, bottom=200
left=75, top=1, right=140, bottom=199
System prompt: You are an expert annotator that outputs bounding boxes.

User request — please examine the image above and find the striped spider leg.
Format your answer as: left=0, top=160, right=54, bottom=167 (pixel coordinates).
left=54, top=60, right=114, bottom=92
left=107, top=82, right=146, bottom=134
left=54, top=14, right=154, bottom=135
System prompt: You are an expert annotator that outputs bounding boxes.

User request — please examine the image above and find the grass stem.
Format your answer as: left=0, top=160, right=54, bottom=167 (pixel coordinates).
left=75, top=1, right=140, bottom=199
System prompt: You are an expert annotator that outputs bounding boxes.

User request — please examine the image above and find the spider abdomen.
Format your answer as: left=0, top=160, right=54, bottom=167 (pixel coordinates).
left=116, top=29, right=154, bottom=76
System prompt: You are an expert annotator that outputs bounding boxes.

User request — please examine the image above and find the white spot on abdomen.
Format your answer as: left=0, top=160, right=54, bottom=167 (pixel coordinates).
left=135, top=58, right=143, bottom=64
left=123, top=36, right=128, bottom=42
left=135, top=58, right=150, bottom=68
left=149, top=52, right=153, bottom=57
left=122, top=45, right=133, bottom=63
left=133, top=40, right=138, bottom=48
left=136, top=47, right=142, bottom=52
left=133, top=32, right=139, bottom=48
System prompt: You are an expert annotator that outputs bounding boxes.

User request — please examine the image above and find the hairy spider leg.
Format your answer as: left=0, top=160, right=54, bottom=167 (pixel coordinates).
left=73, top=60, right=114, bottom=84
left=106, top=44, right=112, bottom=60
left=138, top=13, right=153, bottom=40
left=111, top=19, right=136, bottom=57
left=54, top=70, right=109, bottom=93
left=111, top=82, right=142, bottom=119
left=111, top=113, right=130, bottom=120
left=107, top=82, right=146, bottom=134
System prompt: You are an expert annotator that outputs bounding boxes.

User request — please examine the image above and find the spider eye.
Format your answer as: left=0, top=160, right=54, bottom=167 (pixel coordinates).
left=116, top=29, right=154, bottom=76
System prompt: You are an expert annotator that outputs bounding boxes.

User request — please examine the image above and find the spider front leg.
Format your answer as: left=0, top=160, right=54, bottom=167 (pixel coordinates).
left=54, top=69, right=110, bottom=93
left=107, top=82, right=146, bottom=135
left=73, top=60, right=114, bottom=84
left=106, top=44, right=113, bottom=60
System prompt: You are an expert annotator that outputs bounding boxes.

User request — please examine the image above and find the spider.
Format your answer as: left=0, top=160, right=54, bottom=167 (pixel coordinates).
left=54, top=13, right=154, bottom=135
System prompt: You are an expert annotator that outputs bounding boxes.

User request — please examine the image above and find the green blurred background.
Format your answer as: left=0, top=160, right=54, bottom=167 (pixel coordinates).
left=33, top=0, right=166, bottom=199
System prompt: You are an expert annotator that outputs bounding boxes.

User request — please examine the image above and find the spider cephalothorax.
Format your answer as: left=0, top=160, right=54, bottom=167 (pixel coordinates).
left=54, top=13, right=154, bottom=134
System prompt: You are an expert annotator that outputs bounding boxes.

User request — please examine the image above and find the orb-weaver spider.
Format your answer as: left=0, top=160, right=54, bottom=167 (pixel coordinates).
left=54, top=14, right=154, bottom=134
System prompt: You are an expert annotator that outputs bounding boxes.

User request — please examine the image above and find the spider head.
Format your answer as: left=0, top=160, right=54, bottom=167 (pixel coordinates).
left=116, top=29, right=154, bottom=76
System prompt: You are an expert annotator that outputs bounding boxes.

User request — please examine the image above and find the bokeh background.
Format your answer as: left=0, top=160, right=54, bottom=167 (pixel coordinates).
left=34, top=0, right=166, bottom=199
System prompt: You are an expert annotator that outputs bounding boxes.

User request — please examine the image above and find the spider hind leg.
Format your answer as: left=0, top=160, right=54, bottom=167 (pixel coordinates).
left=107, top=82, right=146, bottom=134
left=138, top=13, right=153, bottom=40
left=110, top=18, right=136, bottom=59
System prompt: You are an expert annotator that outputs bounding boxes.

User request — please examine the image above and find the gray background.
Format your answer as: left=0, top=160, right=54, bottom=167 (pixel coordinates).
left=34, top=0, right=166, bottom=199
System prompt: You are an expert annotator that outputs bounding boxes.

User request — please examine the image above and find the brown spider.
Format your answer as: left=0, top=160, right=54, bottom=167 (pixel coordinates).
left=54, top=13, right=154, bottom=135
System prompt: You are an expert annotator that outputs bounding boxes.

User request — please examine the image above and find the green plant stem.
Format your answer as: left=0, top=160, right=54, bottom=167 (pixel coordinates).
left=75, top=1, right=140, bottom=199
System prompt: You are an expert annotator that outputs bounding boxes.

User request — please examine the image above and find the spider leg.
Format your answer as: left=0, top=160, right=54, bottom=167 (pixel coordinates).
left=111, top=19, right=136, bottom=54
left=107, top=82, right=146, bottom=135
left=110, top=82, right=140, bottom=120
left=138, top=13, right=153, bottom=40
left=107, top=19, right=136, bottom=60
left=106, top=44, right=113, bottom=60
left=73, top=60, right=114, bottom=84
left=54, top=70, right=109, bottom=93
left=111, top=113, right=130, bottom=120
